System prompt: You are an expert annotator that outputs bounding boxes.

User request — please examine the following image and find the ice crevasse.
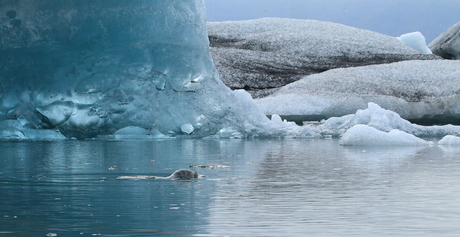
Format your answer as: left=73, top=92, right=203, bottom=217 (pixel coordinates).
left=0, top=0, right=276, bottom=139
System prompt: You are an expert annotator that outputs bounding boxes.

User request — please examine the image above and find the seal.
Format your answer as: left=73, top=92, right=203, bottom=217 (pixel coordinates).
left=116, top=169, right=199, bottom=180
left=166, top=169, right=199, bottom=180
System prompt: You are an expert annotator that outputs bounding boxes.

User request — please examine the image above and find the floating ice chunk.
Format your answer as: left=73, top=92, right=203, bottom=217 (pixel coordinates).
left=181, top=124, right=194, bottom=134
left=340, top=124, right=431, bottom=146
left=438, top=135, right=460, bottom=145
left=320, top=102, right=460, bottom=138
left=397, top=31, right=432, bottom=54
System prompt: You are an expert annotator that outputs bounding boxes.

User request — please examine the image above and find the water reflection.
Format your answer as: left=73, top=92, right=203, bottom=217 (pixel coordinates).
left=1, top=139, right=460, bottom=236
left=0, top=140, right=225, bottom=236
left=205, top=140, right=460, bottom=237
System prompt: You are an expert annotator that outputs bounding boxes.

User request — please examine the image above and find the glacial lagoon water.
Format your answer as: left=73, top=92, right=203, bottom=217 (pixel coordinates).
left=1, top=138, right=460, bottom=236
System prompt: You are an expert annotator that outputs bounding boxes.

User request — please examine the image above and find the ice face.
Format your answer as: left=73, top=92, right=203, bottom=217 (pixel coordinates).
left=397, top=32, right=432, bottom=54
left=0, top=0, right=272, bottom=139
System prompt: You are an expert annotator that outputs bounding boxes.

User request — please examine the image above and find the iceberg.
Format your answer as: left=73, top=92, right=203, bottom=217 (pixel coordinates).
left=1, top=2, right=460, bottom=142
left=0, top=0, right=273, bottom=139
left=429, top=21, right=460, bottom=60
left=256, top=60, right=460, bottom=124
left=339, top=124, right=431, bottom=146
left=207, top=18, right=440, bottom=97
left=397, top=32, right=432, bottom=54
left=438, top=135, right=460, bottom=146
left=319, top=103, right=460, bottom=138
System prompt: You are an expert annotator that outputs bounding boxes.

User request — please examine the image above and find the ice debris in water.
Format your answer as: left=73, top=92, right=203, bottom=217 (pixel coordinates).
left=397, top=32, right=432, bottom=54
left=340, top=124, right=432, bottom=146
left=319, top=103, right=460, bottom=138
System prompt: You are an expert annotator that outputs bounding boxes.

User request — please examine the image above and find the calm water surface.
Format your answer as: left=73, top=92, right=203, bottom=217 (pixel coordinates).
left=0, top=138, right=459, bottom=236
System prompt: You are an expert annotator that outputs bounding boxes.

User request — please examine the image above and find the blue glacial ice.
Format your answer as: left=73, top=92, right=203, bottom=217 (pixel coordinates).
left=397, top=31, right=432, bottom=54
left=0, top=0, right=274, bottom=139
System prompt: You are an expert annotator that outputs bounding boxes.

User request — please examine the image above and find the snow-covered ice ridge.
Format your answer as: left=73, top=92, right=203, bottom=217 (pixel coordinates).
left=256, top=60, right=460, bottom=123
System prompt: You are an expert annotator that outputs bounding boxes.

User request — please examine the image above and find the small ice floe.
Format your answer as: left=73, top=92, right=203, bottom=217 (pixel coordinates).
left=116, top=169, right=200, bottom=180
left=397, top=31, right=432, bottom=54
left=340, top=124, right=432, bottom=146
left=438, top=135, right=460, bottom=145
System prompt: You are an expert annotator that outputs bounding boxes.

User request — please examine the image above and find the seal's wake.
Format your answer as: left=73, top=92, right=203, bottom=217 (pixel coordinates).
left=116, top=169, right=200, bottom=180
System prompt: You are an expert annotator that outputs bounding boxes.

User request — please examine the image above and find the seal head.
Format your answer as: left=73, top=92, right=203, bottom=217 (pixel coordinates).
left=168, top=169, right=199, bottom=180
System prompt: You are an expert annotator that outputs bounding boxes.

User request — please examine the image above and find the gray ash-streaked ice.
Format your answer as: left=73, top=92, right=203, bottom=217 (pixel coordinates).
left=429, top=21, right=460, bottom=60
left=207, top=18, right=440, bottom=97
left=256, top=60, right=460, bottom=125
left=0, top=0, right=272, bottom=139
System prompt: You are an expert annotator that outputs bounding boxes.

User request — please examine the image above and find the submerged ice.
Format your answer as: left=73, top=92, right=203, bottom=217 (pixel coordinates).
left=0, top=0, right=272, bottom=139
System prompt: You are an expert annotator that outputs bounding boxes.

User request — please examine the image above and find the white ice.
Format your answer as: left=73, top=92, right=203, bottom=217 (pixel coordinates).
left=256, top=60, right=460, bottom=121
left=340, top=124, right=431, bottom=146
left=438, top=135, right=460, bottom=145
left=207, top=18, right=423, bottom=58
left=319, top=102, right=460, bottom=138
left=181, top=124, right=194, bottom=134
left=397, top=32, right=432, bottom=54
